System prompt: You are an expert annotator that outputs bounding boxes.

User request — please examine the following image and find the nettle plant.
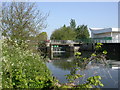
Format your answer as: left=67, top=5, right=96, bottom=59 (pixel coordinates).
left=64, top=43, right=107, bottom=88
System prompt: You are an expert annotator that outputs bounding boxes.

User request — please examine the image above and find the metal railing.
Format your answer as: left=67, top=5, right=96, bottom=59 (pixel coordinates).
left=50, top=39, right=120, bottom=44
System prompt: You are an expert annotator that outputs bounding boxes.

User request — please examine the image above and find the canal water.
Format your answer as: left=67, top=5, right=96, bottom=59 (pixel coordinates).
left=46, top=51, right=120, bottom=88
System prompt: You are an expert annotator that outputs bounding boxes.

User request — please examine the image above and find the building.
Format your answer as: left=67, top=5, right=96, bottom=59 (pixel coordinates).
left=89, top=28, right=120, bottom=43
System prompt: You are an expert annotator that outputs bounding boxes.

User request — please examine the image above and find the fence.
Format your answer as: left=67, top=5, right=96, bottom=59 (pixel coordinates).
left=50, top=39, right=120, bottom=44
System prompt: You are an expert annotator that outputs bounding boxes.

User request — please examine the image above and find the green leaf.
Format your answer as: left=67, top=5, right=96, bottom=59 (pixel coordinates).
left=100, top=83, right=104, bottom=87
left=95, top=76, right=101, bottom=80
left=97, top=43, right=103, bottom=46
left=83, top=58, right=87, bottom=60
left=75, top=52, right=82, bottom=56
left=91, top=53, right=96, bottom=57
left=103, top=50, right=107, bottom=54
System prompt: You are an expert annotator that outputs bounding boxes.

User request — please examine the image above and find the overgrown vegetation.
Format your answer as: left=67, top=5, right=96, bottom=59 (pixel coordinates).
left=2, top=39, right=57, bottom=88
left=1, top=2, right=55, bottom=89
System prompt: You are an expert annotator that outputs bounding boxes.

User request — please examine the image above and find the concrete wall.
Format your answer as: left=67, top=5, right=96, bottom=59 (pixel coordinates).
left=111, top=32, right=120, bottom=43
left=112, top=32, right=119, bottom=40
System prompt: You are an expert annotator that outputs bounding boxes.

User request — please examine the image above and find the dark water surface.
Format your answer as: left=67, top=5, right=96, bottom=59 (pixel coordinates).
left=46, top=51, right=120, bottom=88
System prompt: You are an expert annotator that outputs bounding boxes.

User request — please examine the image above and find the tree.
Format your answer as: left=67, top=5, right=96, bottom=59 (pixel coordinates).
left=50, top=25, right=76, bottom=40
left=50, top=29, right=62, bottom=40
left=50, top=19, right=90, bottom=40
left=75, top=25, right=90, bottom=39
left=36, top=32, right=47, bottom=41
left=1, top=2, right=48, bottom=44
left=70, top=19, right=76, bottom=30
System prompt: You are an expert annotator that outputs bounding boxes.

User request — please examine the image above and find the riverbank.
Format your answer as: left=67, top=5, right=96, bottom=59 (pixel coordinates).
left=2, top=39, right=57, bottom=88
left=2, top=39, right=119, bottom=89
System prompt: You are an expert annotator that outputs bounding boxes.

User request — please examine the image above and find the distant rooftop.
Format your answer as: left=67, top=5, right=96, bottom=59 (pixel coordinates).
left=89, top=28, right=120, bottom=34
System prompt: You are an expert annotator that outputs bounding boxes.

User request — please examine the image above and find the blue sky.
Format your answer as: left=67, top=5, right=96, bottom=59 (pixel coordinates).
left=36, top=2, right=118, bottom=38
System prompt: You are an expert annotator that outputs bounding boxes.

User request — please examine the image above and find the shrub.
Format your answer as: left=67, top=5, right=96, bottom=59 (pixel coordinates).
left=2, top=38, right=56, bottom=88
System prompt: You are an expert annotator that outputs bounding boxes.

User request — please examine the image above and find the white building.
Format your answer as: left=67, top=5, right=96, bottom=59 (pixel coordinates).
left=89, top=28, right=120, bottom=43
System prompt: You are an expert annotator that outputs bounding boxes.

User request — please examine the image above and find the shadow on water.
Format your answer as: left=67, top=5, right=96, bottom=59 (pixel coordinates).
left=102, top=43, right=120, bottom=61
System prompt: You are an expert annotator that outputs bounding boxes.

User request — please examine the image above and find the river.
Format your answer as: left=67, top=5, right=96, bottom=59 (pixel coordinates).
left=46, top=51, right=120, bottom=88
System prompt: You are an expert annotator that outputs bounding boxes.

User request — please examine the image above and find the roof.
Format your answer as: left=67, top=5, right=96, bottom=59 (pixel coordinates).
left=89, top=28, right=120, bottom=34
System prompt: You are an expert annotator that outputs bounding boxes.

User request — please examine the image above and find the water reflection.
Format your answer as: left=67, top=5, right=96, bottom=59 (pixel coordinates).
left=46, top=51, right=119, bottom=88
left=49, top=52, right=74, bottom=60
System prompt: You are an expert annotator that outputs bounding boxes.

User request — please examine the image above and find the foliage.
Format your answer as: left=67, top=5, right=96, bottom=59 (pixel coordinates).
left=2, top=38, right=56, bottom=88
left=70, top=19, right=76, bottom=30
left=103, top=50, right=107, bottom=55
left=50, top=25, right=76, bottom=40
left=75, top=25, right=90, bottom=39
left=37, top=32, right=48, bottom=55
left=77, top=76, right=104, bottom=88
left=65, top=74, right=83, bottom=83
left=38, top=40, right=48, bottom=57
left=65, top=43, right=106, bottom=88
left=95, top=43, right=103, bottom=50
left=74, top=52, right=81, bottom=56
left=1, top=2, right=48, bottom=44
left=50, top=19, right=90, bottom=40
left=36, top=32, right=48, bottom=41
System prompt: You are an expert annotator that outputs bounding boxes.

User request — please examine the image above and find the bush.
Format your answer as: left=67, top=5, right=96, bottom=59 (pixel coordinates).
left=2, top=38, right=55, bottom=88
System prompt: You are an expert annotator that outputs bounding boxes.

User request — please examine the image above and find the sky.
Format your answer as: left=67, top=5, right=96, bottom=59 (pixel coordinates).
left=36, top=2, right=118, bottom=38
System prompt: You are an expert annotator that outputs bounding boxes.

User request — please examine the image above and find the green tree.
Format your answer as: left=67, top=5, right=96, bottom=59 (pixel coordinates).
left=50, top=29, right=62, bottom=40
left=36, top=32, right=48, bottom=41
left=1, top=2, right=48, bottom=44
left=75, top=25, right=90, bottom=39
left=50, top=26, right=76, bottom=40
left=70, top=19, right=76, bottom=30
left=37, top=32, right=48, bottom=54
left=50, top=19, right=90, bottom=40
